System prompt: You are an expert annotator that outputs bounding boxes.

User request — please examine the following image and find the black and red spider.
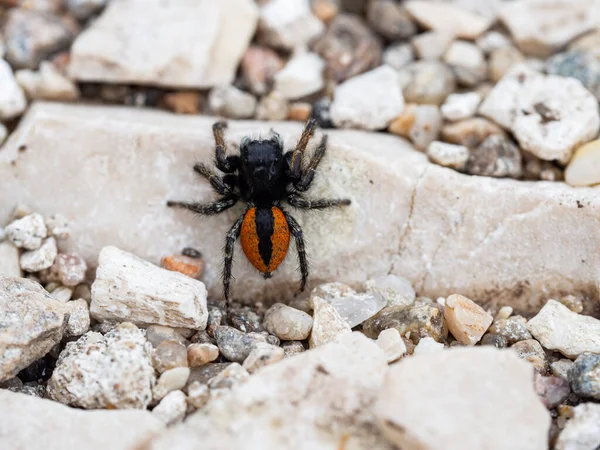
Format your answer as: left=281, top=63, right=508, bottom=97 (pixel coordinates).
left=167, top=119, right=351, bottom=303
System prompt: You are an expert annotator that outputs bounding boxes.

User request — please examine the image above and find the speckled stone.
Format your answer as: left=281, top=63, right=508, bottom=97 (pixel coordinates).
left=466, top=134, right=523, bottom=178
left=398, top=60, right=456, bottom=105
left=534, top=374, right=570, bottom=409
left=481, top=333, right=508, bottom=348
left=511, top=339, right=548, bottom=373
left=569, top=353, right=600, bottom=400
left=214, top=326, right=277, bottom=363
left=242, top=342, right=284, bottom=373
left=5, top=213, right=47, bottom=250
left=488, top=316, right=532, bottom=345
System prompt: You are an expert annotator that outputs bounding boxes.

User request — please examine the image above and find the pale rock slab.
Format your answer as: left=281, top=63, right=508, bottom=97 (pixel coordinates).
left=0, top=277, right=67, bottom=382
left=331, top=65, right=405, bottom=130
left=556, top=403, right=600, bottom=450
left=142, top=332, right=394, bottom=450
left=68, top=0, right=259, bottom=88
left=0, top=242, right=22, bottom=278
left=405, top=1, right=492, bottom=39
left=499, top=0, right=600, bottom=57
left=1, top=103, right=600, bottom=313
left=376, top=347, right=550, bottom=450
left=0, top=390, right=163, bottom=450
left=0, top=59, right=27, bottom=120
left=48, top=323, right=156, bottom=409
left=479, top=64, right=600, bottom=163
left=444, top=294, right=493, bottom=345
left=274, top=52, right=325, bottom=100
left=90, top=246, right=208, bottom=330
left=526, top=300, right=600, bottom=359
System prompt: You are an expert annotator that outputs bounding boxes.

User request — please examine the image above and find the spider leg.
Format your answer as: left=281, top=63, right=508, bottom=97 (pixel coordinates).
left=283, top=211, right=308, bottom=292
left=287, top=194, right=351, bottom=210
left=294, top=134, right=327, bottom=192
left=289, top=118, right=318, bottom=180
left=166, top=194, right=239, bottom=215
left=193, top=163, right=235, bottom=195
left=223, top=214, right=244, bottom=308
left=212, top=121, right=240, bottom=173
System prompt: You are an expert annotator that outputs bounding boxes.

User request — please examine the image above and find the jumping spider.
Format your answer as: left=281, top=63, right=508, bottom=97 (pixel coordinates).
left=167, top=119, right=351, bottom=304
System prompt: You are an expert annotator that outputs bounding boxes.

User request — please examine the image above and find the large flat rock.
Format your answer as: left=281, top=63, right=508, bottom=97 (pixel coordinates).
left=0, top=390, right=163, bottom=450
left=1, top=102, right=599, bottom=314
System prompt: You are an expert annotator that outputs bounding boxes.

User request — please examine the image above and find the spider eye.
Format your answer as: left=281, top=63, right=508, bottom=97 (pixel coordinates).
left=240, top=137, right=250, bottom=152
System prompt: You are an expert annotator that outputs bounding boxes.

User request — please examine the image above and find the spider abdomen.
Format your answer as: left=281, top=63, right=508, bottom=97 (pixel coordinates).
left=240, top=206, right=290, bottom=275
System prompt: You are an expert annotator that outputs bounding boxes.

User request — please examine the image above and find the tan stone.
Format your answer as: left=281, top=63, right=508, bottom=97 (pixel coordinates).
left=444, top=294, right=493, bottom=345
left=405, top=1, right=492, bottom=39
left=1, top=103, right=599, bottom=313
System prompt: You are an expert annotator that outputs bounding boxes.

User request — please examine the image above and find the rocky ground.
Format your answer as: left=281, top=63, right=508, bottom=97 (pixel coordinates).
left=1, top=0, right=600, bottom=449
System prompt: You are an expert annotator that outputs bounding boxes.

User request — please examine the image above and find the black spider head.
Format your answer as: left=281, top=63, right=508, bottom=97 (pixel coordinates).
left=239, top=133, right=287, bottom=196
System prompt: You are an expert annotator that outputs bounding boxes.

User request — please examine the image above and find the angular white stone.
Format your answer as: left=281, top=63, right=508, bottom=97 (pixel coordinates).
left=0, top=390, right=164, bottom=450
left=444, top=293, right=493, bottom=345
left=556, top=403, right=600, bottom=450
left=331, top=65, right=405, bottom=130
left=263, top=303, right=313, bottom=341
left=0, top=242, right=22, bottom=278
left=426, top=141, right=470, bottom=171
left=153, top=367, right=190, bottom=401
left=1, top=103, right=600, bottom=313
left=20, top=236, right=57, bottom=272
left=405, top=1, right=492, bottom=39
left=376, top=347, right=551, bottom=450
left=5, top=212, right=47, bottom=250
left=90, top=246, right=208, bottom=329
left=309, top=296, right=352, bottom=348
left=48, top=324, right=156, bottom=409
left=479, top=64, right=600, bottom=162
left=364, top=274, right=416, bottom=308
left=143, top=333, right=393, bottom=450
left=0, top=277, right=67, bottom=382
left=441, top=92, right=481, bottom=121
left=0, top=59, right=26, bottom=120
left=64, top=298, right=91, bottom=337
left=376, top=328, right=407, bottom=363
left=413, top=336, right=444, bottom=355
left=274, top=52, right=324, bottom=100
left=499, top=0, right=600, bottom=57
left=152, top=390, right=187, bottom=426
left=527, top=300, right=600, bottom=359
left=16, top=62, right=79, bottom=101
left=443, top=41, right=487, bottom=86
left=258, top=0, right=324, bottom=50
left=68, top=0, right=259, bottom=88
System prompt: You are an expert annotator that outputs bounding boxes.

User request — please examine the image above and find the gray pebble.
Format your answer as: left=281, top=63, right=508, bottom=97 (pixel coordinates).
left=480, top=333, right=508, bottom=348
left=466, top=134, right=523, bottom=179
left=569, top=352, right=600, bottom=400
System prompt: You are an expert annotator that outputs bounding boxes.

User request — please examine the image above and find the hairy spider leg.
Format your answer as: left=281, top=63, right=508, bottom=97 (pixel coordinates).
left=289, top=118, right=318, bottom=180
left=294, top=134, right=328, bottom=192
left=212, top=121, right=240, bottom=173
left=287, top=194, right=351, bottom=210
left=166, top=193, right=239, bottom=215
left=282, top=211, right=308, bottom=292
left=223, top=214, right=244, bottom=309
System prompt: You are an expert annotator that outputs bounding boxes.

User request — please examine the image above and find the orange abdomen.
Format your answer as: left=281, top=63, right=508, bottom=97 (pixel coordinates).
left=241, top=207, right=290, bottom=274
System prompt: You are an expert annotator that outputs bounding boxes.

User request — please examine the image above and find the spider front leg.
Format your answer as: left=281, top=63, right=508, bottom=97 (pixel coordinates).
left=283, top=212, right=308, bottom=292
left=222, top=214, right=244, bottom=307
left=288, top=118, right=318, bottom=180
left=193, top=163, right=235, bottom=195
left=212, top=121, right=240, bottom=173
left=294, top=134, right=327, bottom=192
left=287, top=194, right=351, bottom=210
left=167, top=193, right=239, bottom=215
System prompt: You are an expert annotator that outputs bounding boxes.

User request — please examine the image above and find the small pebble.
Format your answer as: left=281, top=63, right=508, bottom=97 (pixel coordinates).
left=364, top=274, right=416, bottom=308
left=15, top=62, right=79, bottom=101
left=0, top=124, right=8, bottom=146
left=44, top=213, right=70, bottom=240
left=559, top=295, right=584, bottom=314
left=5, top=213, right=47, bottom=250
left=255, top=91, right=289, bottom=121
left=382, top=42, right=414, bottom=71
left=511, top=339, right=549, bottom=373
left=153, top=367, right=190, bottom=402
left=311, top=0, right=338, bottom=22
left=55, top=253, right=87, bottom=286
left=488, top=46, right=525, bottom=83
left=186, top=381, right=209, bottom=410
left=207, top=363, right=249, bottom=390
left=214, top=326, right=276, bottom=363
left=413, top=337, right=444, bottom=355
left=480, top=333, right=508, bottom=348
left=20, top=237, right=57, bottom=272
left=441, top=92, right=481, bottom=122
left=376, top=328, right=407, bottom=363
left=427, top=141, right=470, bottom=171
left=443, top=40, right=487, bottom=87
left=488, top=316, right=532, bottom=344
left=282, top=341, right=305, bottom=358
left=263, top=303, right=313, bottom=341
left=162, top=91, right=202, bottom=115
left=208, top=85, right=256, bottom=120
left=441, top=117, right=505, bottom=149
left=564, top=139, right=600, bottom=187
left=187, top=343, right=219, bottom=367
left=0, top=241, right=22, bottom=278
left=466, top=134, right=523, bottom=178
left=569, top=353, right=600, bottom=400
left=551, top=359, right=574, bottom=381
left=398, top=60, right=456, bottom=105
left=555, top=403, right=600, bottom=450
left=407, top=104, right=443, bottom=151
left=535, top=373, right=571, bottom=409
left=228, top=306, right=263, bottom=333
left=152, top=390, right=187, bottom=425
left=242, top=342, right=285, bottom=374
left=50, top=285, right=72, bottom=303
left=64, top=299, right=91, bottom=337
left=309, top=97, right=334, bottom=128
left=274, top=52, right=325, bottom=100
left=494, top=306, right=513, bottom=321
left=547, top=50, right=600, bottom=101
left=146, top=326, right=188, bottom=348
left=240, top=46, right=284, bottom=96
left=287, top=102, right=312, bottom=122
left=160, top=254, right=205, bottom=279
left=476, top=31, right=512, bottom=54
left=152, top=340, right=188, bottom=374
left=67, top=0, right=107, bottom=20
left=366, top=0, right=416, bottom=41
left=412, top=31, right=454, bottom=61
left=443, top=294, right=493, bottom=345
left=309, top=296, right=351, bottom=348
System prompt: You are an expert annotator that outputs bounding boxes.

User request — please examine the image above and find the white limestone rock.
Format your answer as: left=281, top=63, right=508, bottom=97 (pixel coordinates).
left=208, top=85, right=257, bottom=120
left=0, top=390, right=164, bottom=450
left=274, top=52, right=324, bottom=100
left=48, top=323, right=156, bottom=409
left=364, top=274, right=416, bottom=308
left=376, top=328, right=407, bottom=363
left=444, top=293, right=493, bottom=345
left=309, top=296, right=352, bottom=348
left=152, top=390, right=187, bottom=426
left=153, top=367, right=190, bottom=401
left=376, top=347, right=551, bottom=450
left=556, top=403, right=600, bottom=450
left=0, top=277, right=67, bottom=382
left=443, top=41, right=487, bottom=86
left=64, top=298, right=91, bottom=337
left=479, top=64, right=600, bottom=163
left=426, top=141, right=470, bottom=171
left=405, top=1, right=492, bottom=39
left=331, top=65, right=405, bottom=130
left=0, top=59, right=27, bottom=120
left=68, top=0, right=259, bottom=88
left=263, top=303, right=313, bottom=341
left=527, top=300, right=600, bottom=359
left=441, top=92, right=481, bottom=121
left=142, top=332, right=393, bottom=450
left=19, top=236, right=57, bottom=272
left=5, top=212, right=47, bottom=250
left=90, top=246, right=208, bottom=329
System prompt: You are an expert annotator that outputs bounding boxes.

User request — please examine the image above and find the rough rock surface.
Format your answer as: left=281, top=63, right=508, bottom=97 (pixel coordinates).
left=90, top=246, right=208, bottom=329
left=556, top=403, right=600, bottom=450
left=376, top=347, right=550, bottom=450
left=1, top=103, right=600, bottom=313
left=48, top=323, right=156, bottom=409
left=526, top=300, right=600, bottom=359
left=68, top=0, right=259, bottom=88
left=0, top=390, right=163, bottom=450
left=142, top=332, right=394, bottom=450
left=0, top=277, right=67, bottom=382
